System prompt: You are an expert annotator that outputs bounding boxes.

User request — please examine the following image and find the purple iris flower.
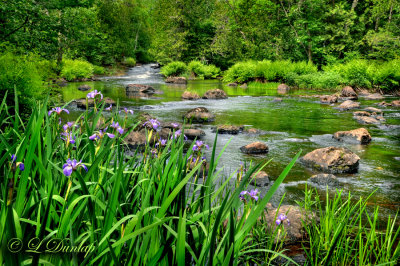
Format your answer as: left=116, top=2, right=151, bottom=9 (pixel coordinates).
left=119, top=107, right=134, bottom=115
left=155, top=138, right=167, bottom=147
left=62, top=159, right=88, bottom=177
left=171, top=129, right=188, bottom=140
left=171, top=122, right=179, bottom=128
left=144, top=119, right=161, bottom=130
left=89, top=129, right=115, bottom=141
left=192, top=140, right=209, bottom=151
left=86, top=90, right=103, bottom=99
left=239, top=190, right=248, bottom=201
left=10, top=154, right=25, bottom=171
left=48, top=107, right=69, bottom=116
left=110, top=121, right=124, bottom=134
left=105, top=104, right=113, bottom=111
left=61, top=132, right=76, bottom=144
left=276, top=213, right=290, bottom=226
left=248, top=189, right=259, bottom=201
left=62, top=122, right=75, bottom=132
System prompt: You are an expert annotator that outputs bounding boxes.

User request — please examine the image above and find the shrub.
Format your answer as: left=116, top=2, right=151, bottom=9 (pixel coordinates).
left=368, top=60, right=400, bottom=91
left=61, top=59, right=94, bottom=81
left=93, top=65, right=107, bottom=75
left=293, top=72, right=343, bottom=89
left=188, top=60, right=220, bottom=79
left=0, top=51, right=45, bottom=113
left=160, top=61, right=187, bottom=77
left=325, top=59, right=372, bottom=88
left=123, top=57, right=136, bottom=67
left=223, top=61, right=257, bottom=83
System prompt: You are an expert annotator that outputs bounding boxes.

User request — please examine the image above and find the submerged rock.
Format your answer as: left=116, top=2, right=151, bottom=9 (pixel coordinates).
left=240, top=83, right=248, bottom=89
left=250, top=171, right=270, bottom=186
left=183, top=128, right=206, bottom=140
left=213, top=125, right=244, bottom=134
left=263, top=205, right=317, bottom=244
left=76, top=97, right=115, bottom=109
left=336, top=100, right=360, bottom=110
left=377, top=101, right=391, bottom=107
left=320, top=95, right=338, bottom=103
left=78, top=84, right=92, bottom=91
left=333, top=128, right=372, bottom=144
left=245, top=128, right=262, bottom=134
left=277, top=84, right=290, bottom=94
left=183, top=107, right=215, bottom=123
left=202, top=89, right=227, bottom=99
left=165, top=76, right=187, bottom=84
left=308, top=173, right=339, bottom=187
left=125, top=84, right=155, bottom=94
left=240, top=142, right=269, bottom=154
left=227, top=83, right=237, bottom=87
left=365, top=93, right=384, bottom=100
left=273, top=97, right=283, bottom=102
left=300, top=147, right=360, bottom=174
left=392, top=100, right=400, bottom=107
left=353, top=111, right=371, bottom=117
left=340, top=86, right=358, bottom=99
left=355, top=116, right=381, bottom=125
left=365, top=107, right=382, bottom=115
left=181, top=91, right=200, bottom=100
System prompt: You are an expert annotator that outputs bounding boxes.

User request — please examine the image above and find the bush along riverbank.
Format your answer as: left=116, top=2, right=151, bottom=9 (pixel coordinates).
left=223, top=59, right=400, bottom=93
left=1, top=91, right=399, bottom=265
left=161, top=61, right=221, bottom=82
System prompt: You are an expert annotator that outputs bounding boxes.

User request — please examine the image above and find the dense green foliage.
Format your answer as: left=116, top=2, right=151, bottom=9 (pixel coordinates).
left=61, top=59, right=95, bottom=81
left=161, top=61, right=220, bottom=79
left=224, top=59, right=400, bottom=91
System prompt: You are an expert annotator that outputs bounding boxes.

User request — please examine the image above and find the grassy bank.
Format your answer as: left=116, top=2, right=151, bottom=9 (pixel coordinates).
left=1, top=92, right=399, bottom=264
left=223, top=59, right=400, bottom=92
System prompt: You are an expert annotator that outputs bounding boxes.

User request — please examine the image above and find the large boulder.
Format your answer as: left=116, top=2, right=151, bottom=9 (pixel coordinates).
left=183, top=128, right=206, bottom=140
left=365, top=93, right=384, bottom=100
left=181, top=91, right=200, bottom=100
left=300, top=147, right=360, bottom=174
left=308, top=174, right=339, bottom=187
left=392, top=100, right=400, bottom=107
left=183, top=107, right=215, bottom=123
left=76, top=97, right=115, bottom=109
left=78, top=84, right=92, bottom=91
left=333, top=128, right=372, bottom=144
left=240, top=142, right=269, bottom=154
left=277, top=84, right=290, bottom=94
left=263, top=205, right=317, bottom=244
left=320, top=95, right=338, bottom=103
left=336, top=100, right=360, bottom=110
left=340, top=86, right=357, bottom=99
left=213, top=125, right=244, bottom=135
left=202, top=89, right=228, bottom=99
left=125, top=84, right=155, bottom=94
left=165, top=77, right=187, bottom=84
left=250, top=171, right=270, bottom=187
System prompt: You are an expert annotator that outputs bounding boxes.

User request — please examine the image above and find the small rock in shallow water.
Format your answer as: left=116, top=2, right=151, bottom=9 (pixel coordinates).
left=355, top=116, right=381, bottom=125
left=365, top=107, right=382, bottom=114
left=308, top=173, right=339, bottom=187
left=273, top=97, right=282, bottom=102
left=202, top=89, right=227, bottom=99
left=333, top=128, right=372, bottom=144
left=183, top=128, right=206, bottom=140
left=336, top=100, right=360, bottom=110
left=183, top=107, right=215, bottom=123
left=78, top=84, right=91, bottom=91
left=277, top=84, right=290, bottom=94
left=365, top=93, right=384, bottom=100
left=300, top=146, right=360, bottom=174
left=165, top=76, right=187, bottom=84
left=240, top=142, right=269, bottom=154
left=250, top=171, right=270, bottom=186
left=340, top=86, right=358, bottom=99
left=353, top=111, right=371, bottom=117
left=213, top=125, right=244, bottom=134
left=392, top=100, right=400, bottom=107
left=320, top=95, right=338, bottom=103
left=227, top=82, right=237, bottom=87
left=181, top=91, right=200, bottom=100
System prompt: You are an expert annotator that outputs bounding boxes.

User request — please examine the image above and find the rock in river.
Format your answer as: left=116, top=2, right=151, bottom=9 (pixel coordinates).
left=336, top=100, right=360, bottom=110
left=183, top=128, right=206, bottom=140
left=392, top=100, right=400, bottom=107
left=353, top=111, right=371, bottom=117
left=340, top=86, right=358, bottom=99
left=365, top=107, right=382, bottom=115
left=250, top=171, right=270, bottom=187
left=277, top=84, right=290, bottom=94
left=78, top=84, right=92, bottom=91
left=320, top=95, right=338, bottom=103
left=125, top=84, right=155, bottom=94
left=202, top=89, right=227, bottom=99
left=165, top=76, right=187, bottom=84
left=213, top=125, right=244, bottom=134
left=300, top=147, right=360, bottom=174
left=227, top=83, right=237, bottom=87
left=365, top=93, right=384, bottom=100
left=308, top=174, right=339, bottom=187
left=355, top=116, right=382, bottom=125
left=240, top=142, right=269, bottom=154
left=333, top=128, right=372, bottom=144
left=181, top=91, right=200, bottom=100
left=183, top=107, right=215, bottom=123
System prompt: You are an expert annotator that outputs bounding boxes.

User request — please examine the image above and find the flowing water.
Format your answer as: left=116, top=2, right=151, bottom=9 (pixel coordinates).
left=60, top=63, right=400, bottom=218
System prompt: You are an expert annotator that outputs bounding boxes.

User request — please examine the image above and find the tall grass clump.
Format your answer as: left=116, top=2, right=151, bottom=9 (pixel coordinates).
left=122, top=57, right=137, bottom=67
left=0, top=91, right=302, bottom=265
left=61, top=59, right=95, bottom=81
left=325, top=59, right=372, bottom=88
left=188, top=60, right=220, bottom=79
left=160, top=61, right=187, bottom=77
left=299, top=187, right=400, bottom=265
